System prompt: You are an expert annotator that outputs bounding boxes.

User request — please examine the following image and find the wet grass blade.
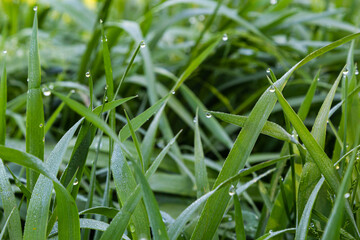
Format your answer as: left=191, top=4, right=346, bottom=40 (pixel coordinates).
left=26, top=8, right=45, bottom=192
left=233, top=194, right=246, bottom=240
left=24, top=119, right=82, bottom=240
left=0, top=207, right=16, bottom=240
left=210, top=111, right=297, bottom=144
left=194, top=109, right=209, bottom=197
left=0, top=146, right=81, bottom=240
left=191, top=30, right=360, bottom=240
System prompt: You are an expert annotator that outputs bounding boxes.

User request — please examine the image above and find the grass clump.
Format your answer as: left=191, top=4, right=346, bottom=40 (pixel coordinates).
left=0, top=0, right=360, bottom=239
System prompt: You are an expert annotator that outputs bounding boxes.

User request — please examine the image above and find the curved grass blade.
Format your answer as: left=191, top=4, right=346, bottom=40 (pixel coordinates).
left=210, top=111, right=297, bottom=144
left=79, top=207, right=119, bottom=219
left=24, top=119, right=82, bottom=240
left=0, top=51, right=6, bottom=144
left=26, top=8, right=45, bottom=192
left=0, top=207, right=15, bottom=240
left=191, top=29, right=360, bottom=240
left=257, top=228, right=296, bottom=240
left=0, top=146, right=81, bottom=240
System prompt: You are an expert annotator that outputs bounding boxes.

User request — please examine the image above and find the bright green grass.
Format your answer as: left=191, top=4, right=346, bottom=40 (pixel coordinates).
left=0, top=0, right=360, bottom=239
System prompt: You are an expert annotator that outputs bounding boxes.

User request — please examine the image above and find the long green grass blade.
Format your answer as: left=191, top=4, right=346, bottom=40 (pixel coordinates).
left=26, top=7, right=45, bottom=192
left=0, top=207, right=15, bottom=240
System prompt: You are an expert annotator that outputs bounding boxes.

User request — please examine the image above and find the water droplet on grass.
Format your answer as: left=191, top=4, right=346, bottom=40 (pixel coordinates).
left=270, top=0, right=277, bottom=4
left=269, top=85, right=275, bottom=92
left=193, top=117, right=197, bottom=123
left=70, top=89, right=76, bottom=94
left=228, top=185, right=236, bottom=196
left=105, top=96, right=108, bottom=102
left=345, top=193, right=350, bottom=198
left=99, top=19, right=103, bottom=24
left=86, top=71, right=90, bottom=77
left=266, top=68, right=271, bottom=74
left=130, top=224, right=135, bottom=232
left=222, top=34, right=228, bottom=41
left=343, top=69, right=349, bottom=76
left=2, top=50, right=7, bottom=54
left=205, top=112, right=212, bottom=118
left=140, top=41, right=146, bottom=48
left=33, top=6, right=38, bottom=11
left=171, top=90, right=175, bottom=94
left=73, top=178, right=79, bottom=185
left=43, top=88, right=51, bottom=96
left=39, top=123, right=43, bottom=128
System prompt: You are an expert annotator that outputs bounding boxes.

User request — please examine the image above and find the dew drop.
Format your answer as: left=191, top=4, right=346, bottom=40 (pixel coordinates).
left=356, top=69, right=359, bottom=75
left=222, top=33, right=228, bottom=41
left=171, top=90, right=175, bottom=95
left=70, top=89, right=76, bottom=94
left=39, top=123, right=43, bottom=128
left=105, top=96, right=108, bottom=102
left=49, top=84, right=54, bottom=90
left=310, top=222, right=315, bottom=228
left=73, top=178, right=79, bottom=185
left=130, top=224, right=135, bottom=232
left=343, top=69, right=349, bottom=76
left=228, top=184, right=236, bottom=196
left=99, top=19, right=103, bottom=24
left=269, top=85, right=275, bottom=92
left=269, top=229, right=273, bottom=234
left=140, top=41, right=146, bottom=48
left=43, top=88, right=51, bottom=96
left=205, top=112, right=212, bottom=119
left=27, top=78, right=29, bottom=82
left=42, top=137, right=45, bottom=142
left=193, top=117, right=197, bottom=123
left=266, top=68, right=271, bottom=74
left=336, top=165, right=340, bottom=170
left=33, top=6, right=37, bottom=11
left=104, top=85, right=108, bottom=90
left=270, top=0, right=277, bottom=5
left=2, top=50, right=7, bottom=54
left=86, top=71, right=90, bottom=78
left=345, top=193, right=350, bottom=198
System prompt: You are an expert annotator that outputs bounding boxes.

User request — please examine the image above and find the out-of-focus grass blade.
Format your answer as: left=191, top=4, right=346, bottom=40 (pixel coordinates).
left=168, top=168, right=276, bottom=240
left=119, top=94, right=170, bottom=141
left=271, top=83, right=359, bottom=237
left=321, top=133, right=359, bottom=240
left=24, top=119, right=82, bottom=240
left=0, top=146, right=81, bottom=240
left=0, top=207, right=15, bottom=240
left=297, top=70, right=320, bottom=121
left=26, top=8, right=45, bottom=192
left=233, top=194, right=246, bottom=240
left=173, top=38, right=220, bottom=92
left=0, top=49, right=22, bottom=240
left=210, top=111, right=297, bottom=144
left=79, top=207, right=119, bottom=219
left=0, top=52, right=6, bottom=143
left=194, top=109, right=209, bottom=197
left=191, top=30, right=360, bottom=240
left=132, top=162, right=169, bottom=240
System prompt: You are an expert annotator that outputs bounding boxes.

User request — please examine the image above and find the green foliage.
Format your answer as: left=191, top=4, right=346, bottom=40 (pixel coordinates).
left=0, top=0, right=360, bottom=239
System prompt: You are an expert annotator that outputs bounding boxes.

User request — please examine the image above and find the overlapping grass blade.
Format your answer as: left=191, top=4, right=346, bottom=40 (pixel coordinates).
left=0, top=146, right=81, bottom=240
left=233, top=194, right=246, bottom=240
left=0, top=207, right=16, bottom=240
left=191, top=29, right=360, bottom=240
left=271, top=82, right=360, bottom=237
left=24, top=119, right=82, bottom=240
left=210, top=111, right=297, bottom=143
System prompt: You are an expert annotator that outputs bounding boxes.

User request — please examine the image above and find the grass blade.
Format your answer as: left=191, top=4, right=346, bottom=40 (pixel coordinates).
left=26, top=7, right=45, bottom=191
left=0, top=207, right=16, bottom=240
